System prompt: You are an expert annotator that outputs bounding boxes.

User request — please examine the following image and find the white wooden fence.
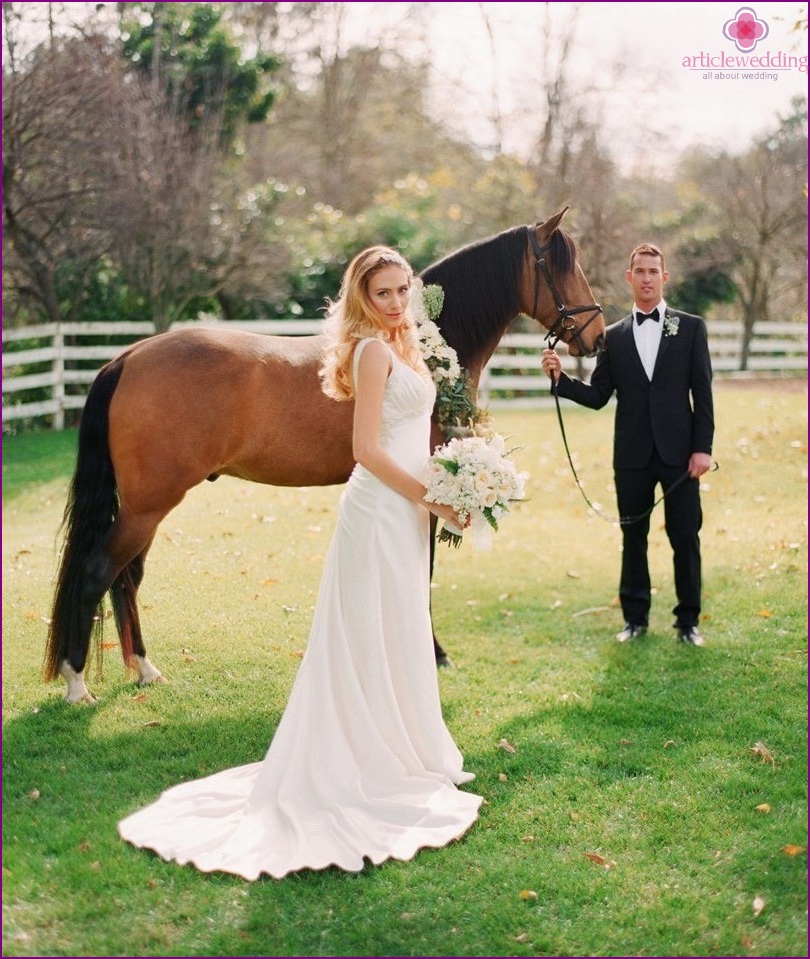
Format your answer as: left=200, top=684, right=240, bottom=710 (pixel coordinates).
left=3, top=318, right=807, bottom=428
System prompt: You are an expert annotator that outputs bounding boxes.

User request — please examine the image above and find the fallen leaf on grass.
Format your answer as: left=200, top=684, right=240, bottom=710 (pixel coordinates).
left=752, top=895, right=766, bottom=917
left=130, top=693, right=148, bottom=703
left=27, top=789, right=40, bottom=800
left=756, top=609, right=773, bottom=618
left=519, top=889, right=538, bottom=901
left=511, top=933, right=530, bottom=943
left=496, top=738, right=516, bottom=754
left=498, top=773, right=508, bottom=782
left=140, top=721, right=162, bottom=728
left=750, top=742, right=775, bottom=765
left=781, top=844, right=806, bottom=856
left=755, top=803, right=771, bottom=813
left=584, top=852, right=614, bottom=869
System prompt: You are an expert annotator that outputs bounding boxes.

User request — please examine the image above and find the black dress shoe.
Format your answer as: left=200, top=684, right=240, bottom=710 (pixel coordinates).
left=616, top=623, right=647, bottom=643
left=677, top=625, right=705, bottom=646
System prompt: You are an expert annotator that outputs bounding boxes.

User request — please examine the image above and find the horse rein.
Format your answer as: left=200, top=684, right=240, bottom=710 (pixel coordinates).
left=527, top=226, right=603, bottom=354
left=549, top=377, right=719, bottom=526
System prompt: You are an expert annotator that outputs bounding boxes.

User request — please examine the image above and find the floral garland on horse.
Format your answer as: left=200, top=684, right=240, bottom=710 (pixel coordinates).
left=411, top=280, right=526, bottom=548
left=410, top=279, right=491, bottom=439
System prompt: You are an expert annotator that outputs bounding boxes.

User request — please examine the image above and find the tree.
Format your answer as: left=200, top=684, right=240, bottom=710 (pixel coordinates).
left=668, top=236, right=736, bottom=317
left=2, top=37, right=122, bottom=327
left=233, top=2, right=462, bottom=216
left=118, top=2, right=279, bottom=148
left=680, top=98, right=808, bottom=367
left=2, top=7, right=287, bottom=333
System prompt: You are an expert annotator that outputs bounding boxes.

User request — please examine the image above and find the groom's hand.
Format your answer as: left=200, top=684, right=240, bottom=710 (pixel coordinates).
left=688, top=452, right=712, bottom=478
left=541, top=349, right=561, bottom=383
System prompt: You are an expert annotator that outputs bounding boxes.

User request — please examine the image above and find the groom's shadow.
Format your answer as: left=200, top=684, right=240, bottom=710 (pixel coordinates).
left=466, top=633, right=714, bottom=801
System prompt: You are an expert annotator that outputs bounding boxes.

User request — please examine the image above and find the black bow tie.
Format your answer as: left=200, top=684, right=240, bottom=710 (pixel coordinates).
left=635, top=309, right=660, bottom=324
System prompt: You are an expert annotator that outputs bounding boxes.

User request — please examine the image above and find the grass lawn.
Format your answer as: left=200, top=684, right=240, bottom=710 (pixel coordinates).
left=2, top=386, right=807, bottom=957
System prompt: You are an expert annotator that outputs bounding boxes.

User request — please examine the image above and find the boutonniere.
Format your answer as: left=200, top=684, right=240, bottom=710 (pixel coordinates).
left=663, top=311, right=680, bottom=337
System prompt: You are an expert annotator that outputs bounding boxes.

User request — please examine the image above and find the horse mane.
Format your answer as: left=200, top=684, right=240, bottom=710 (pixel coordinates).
left=419, top=223, right=579, bottom=368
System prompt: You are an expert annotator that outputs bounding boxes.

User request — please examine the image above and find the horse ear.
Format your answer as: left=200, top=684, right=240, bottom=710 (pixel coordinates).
left=535, top=207, right=569, bottom=242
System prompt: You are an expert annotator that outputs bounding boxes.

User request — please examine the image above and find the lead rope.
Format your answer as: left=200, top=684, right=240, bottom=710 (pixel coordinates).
left=550, top=378, right=718, bottom=526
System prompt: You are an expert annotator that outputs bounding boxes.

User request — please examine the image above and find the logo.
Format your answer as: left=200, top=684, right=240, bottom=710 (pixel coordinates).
left=723, top=7, right=769, bottom=53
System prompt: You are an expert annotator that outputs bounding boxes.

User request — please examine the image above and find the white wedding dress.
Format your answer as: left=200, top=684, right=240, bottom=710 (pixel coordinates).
left=119, top=338, right=482, bottom=880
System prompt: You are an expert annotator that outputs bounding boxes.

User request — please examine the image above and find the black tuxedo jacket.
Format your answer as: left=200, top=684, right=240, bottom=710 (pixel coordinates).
left=555, top=309, right=714, bottom=469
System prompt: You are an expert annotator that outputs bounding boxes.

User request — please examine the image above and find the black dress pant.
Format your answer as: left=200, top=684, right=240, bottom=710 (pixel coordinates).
left=615, top=450, right=703, bottom=629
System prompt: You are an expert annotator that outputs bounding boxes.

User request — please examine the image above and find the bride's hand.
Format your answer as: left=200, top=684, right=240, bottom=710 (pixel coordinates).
left=429, top=503, right=469, bottom=529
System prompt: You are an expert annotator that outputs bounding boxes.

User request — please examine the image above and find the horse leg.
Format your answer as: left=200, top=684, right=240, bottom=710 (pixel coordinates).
left=428, top=514, right=453, bottom=667
left=109, top=539, right=165, bottom=687
left=57, top=543, right=122, bottom=705
left=106, top=511, right=168, bottom=687
left=59, top=508, right=166, bottom=702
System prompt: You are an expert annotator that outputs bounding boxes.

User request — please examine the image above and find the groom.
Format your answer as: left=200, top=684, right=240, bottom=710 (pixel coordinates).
left=541, top=243, right=714, bottom=646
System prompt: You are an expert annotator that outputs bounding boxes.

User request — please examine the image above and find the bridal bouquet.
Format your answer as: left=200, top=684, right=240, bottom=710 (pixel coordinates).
left=424, top=433, right=527, bottom=549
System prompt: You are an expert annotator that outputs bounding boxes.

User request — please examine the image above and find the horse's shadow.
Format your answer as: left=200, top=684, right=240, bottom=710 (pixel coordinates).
left=2, top=686, right=284, bottom=852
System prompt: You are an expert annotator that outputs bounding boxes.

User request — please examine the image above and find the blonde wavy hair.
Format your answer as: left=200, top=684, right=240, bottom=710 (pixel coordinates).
left=319, top=246, right=426, bottom=401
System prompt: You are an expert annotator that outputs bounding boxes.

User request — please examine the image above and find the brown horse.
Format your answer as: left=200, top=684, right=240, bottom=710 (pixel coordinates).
left=45, top=208, right=604, bottom=703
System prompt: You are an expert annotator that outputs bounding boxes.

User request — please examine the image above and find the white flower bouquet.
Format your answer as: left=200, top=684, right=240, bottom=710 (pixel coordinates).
left=424, top=433, right=528, bottom=549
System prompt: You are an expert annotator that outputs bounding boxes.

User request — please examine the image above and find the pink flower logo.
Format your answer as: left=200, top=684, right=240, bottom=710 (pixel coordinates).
left=723, top=7, right=769, bottom=52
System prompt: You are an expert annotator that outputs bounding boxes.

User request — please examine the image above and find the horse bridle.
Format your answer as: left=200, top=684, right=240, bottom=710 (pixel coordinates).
left=527, top=227, right=603, bottom=353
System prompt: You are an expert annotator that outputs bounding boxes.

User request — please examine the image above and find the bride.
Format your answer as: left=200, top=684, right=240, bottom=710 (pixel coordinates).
left=118, top=246, right=482, bottom=880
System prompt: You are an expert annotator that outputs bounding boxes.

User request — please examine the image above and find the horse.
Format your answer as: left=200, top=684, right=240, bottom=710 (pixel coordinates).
left=45, top=207, right=605, bottom=703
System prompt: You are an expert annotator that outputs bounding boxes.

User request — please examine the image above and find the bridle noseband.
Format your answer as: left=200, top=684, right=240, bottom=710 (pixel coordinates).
left=527, top=227, right=602, bottom=353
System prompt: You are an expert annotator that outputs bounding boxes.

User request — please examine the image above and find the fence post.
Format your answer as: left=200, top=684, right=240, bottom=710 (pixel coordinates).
left=52, top=324, right=65, bottom=431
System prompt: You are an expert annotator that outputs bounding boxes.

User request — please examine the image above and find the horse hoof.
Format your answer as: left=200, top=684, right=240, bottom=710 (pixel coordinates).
left=59, top=662, right=97, bottom=704
left=65, top=688, right=99, bottom=705
left=136, top=673, right=167, bottom=687
left=133, top=656, right=166, bottom=686
left=436, top=654, right=455, bottom=669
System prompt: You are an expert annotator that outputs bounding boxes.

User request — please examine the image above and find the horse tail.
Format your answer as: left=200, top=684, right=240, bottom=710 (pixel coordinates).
left=44, top=358, right=126, bottom=682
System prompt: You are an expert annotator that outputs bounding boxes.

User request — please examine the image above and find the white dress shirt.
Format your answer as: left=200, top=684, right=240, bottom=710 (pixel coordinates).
left=632, top=299, right=666, bottom=381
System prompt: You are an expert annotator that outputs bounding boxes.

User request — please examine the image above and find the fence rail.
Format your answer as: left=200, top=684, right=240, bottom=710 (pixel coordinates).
left=3, top=319, right=807, bottom=428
